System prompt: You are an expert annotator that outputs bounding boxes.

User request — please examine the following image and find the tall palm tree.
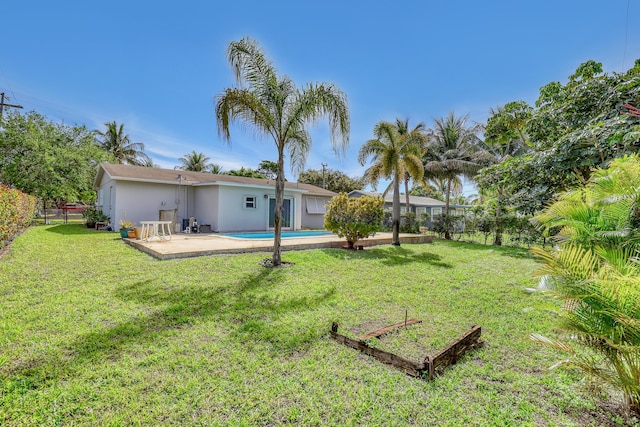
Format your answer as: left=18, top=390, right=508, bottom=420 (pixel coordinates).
left=396, top=119, right=428, bottom=213
left=176, top=151, right=216, bottom=172
left=215, top=37, right=349, bottom=266
left=424, top=113, right=482, bottom=239
left=358, top=119, right=425, bottom=246
left=95, top=121, right=151, bottom=166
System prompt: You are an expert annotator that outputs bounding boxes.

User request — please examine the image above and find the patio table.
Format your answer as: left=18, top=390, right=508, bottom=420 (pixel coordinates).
left=140, top=220, right=172, bottom=241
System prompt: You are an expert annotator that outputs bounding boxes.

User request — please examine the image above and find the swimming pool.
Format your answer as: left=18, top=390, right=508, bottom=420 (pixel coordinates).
left=221, top=230, right=333, bottom=239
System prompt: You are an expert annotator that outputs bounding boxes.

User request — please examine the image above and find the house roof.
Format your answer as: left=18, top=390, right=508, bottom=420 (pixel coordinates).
left=94, top=163, right=336, bottom=197
left=348, top=190, right=446, bottom=207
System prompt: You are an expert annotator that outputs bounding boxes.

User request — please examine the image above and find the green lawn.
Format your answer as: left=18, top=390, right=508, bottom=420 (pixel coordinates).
left=0, top=225, right=629, bottom=426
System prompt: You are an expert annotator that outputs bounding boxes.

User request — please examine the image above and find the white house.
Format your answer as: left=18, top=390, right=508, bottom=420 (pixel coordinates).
left=93, top=163, right=335, bottom=232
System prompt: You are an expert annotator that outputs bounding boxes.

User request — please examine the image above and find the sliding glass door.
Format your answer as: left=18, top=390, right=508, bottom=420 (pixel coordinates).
left=268, top=198, right=292, bottom=230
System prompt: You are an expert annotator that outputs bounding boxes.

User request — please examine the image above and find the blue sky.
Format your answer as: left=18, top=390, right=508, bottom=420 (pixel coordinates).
left=2, top=1, right=639, bottom=195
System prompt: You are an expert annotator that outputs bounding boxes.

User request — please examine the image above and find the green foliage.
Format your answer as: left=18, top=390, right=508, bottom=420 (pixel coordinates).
left=223, top=167, right=266, bottom=178
left=532, top=155, right=640, bottom=413
left=399, top=212, right=419, bottom=233
left=95, top=121, right=151, bottom=166
left=0, top=111, right=109, bottom=204
left=358, top=119, right=426, bottom=245
left=176, top=151, right=217, bottom=172
left=424, top=113, right=483, bottom=239
left=409, top=184, right=444, bottom=200
left=256, top=160, right=278, bottom=180
left=81, top=206, right=110, bottom=226
left=215, top=36, right=349, bottom=265
left=483, top=100, right=532, bottom=151
left=0, top=185, right=37, bottom=247
left=298, top=168, right=365, bottom=193
left=479, top=60, right=640, bottom=215
left=323, top=193, right=384, bottom=249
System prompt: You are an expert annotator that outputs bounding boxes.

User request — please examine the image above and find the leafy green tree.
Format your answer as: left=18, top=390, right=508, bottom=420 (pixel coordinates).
left=0, top=110, right=108, bottom=206
left=324, top=193, right=384, bottom=249
left=480, top=60, right=640, bottom=215
left=256, top=160, right=278, bottom=180
left=424, top=112, right=483, bottom=239
left=298, top=168, right=365, bottom=193
left=358, top=119, right=424, bottom=245
left=409, top=183, right=444, bottom=201
left=477, top=101, right=532, bottom=245
left=215, top=37, right=349, bottom=266
left=176, top=151, right=216, bottom=172
left=95, top=121, right=151, bottom=166
left=531, top=155, right=640, bottom=414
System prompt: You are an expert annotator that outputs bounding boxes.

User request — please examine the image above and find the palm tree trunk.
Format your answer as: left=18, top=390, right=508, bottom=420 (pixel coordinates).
left=404, top=175, right=411, bottom=213
left=493, top=186, right=503, bottom=246
left=272, top=144, right=285, bottom=266
left=629, top=393, right=640, bottom=416
left=444, top=178, right=452, bottom=240
left=404, top=175, right=411, bottom=230
left=392, top=172, right=401, bottom=246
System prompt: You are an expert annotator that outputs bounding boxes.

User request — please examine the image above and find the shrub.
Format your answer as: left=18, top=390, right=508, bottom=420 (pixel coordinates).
left=324, top=193, right=384, bottom=249
left=82, top=207, right=110, bottom=227
left=0, top=185, right=37, bottom=248
left=531, top=155, right=640, bottom=414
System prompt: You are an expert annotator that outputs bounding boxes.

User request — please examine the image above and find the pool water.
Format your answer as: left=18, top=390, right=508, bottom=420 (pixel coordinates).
left=222, top=230, right=333, bottom=239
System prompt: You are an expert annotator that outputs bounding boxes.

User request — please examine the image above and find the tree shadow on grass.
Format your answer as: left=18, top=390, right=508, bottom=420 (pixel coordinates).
left=438, top=239, right=537, bottom=261
left=322, top=246, right=452, bottom=268
left=2, top=267, right=335, bottom=392
left=44, top=224, right=112, bottom=236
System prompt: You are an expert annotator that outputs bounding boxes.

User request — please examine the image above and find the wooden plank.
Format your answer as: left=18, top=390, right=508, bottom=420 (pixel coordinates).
left=331, top=323, right=425, bottom=376
left=430, top=325, right=481, bottom=371
left=359, top=319, right=422, bottom=340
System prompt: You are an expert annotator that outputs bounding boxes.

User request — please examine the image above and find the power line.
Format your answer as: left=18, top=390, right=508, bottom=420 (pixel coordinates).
left=0, top=92, right=23, bottom=117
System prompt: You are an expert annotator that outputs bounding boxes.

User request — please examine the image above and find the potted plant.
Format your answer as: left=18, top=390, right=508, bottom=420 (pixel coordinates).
left=83, top=207, right=110, bottom=229
left=119, top=219, right=135, bottom=238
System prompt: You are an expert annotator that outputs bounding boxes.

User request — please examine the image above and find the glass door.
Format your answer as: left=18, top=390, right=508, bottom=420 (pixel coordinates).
left=269, top=198, right=292, bottom=230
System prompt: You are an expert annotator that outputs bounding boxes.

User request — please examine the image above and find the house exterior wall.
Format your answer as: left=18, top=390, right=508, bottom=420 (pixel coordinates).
left=96, top=180, right=193, bottom=231
left=212, top=185, right=305, bottom=232
left=216, top=185, right=270, bottom=232
left=301, top=195, right=331, bottom=229
left=192, top=186, right=219, bottom=231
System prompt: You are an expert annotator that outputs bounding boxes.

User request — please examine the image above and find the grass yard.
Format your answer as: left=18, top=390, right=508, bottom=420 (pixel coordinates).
left=0, top=225, right=632, bottom=426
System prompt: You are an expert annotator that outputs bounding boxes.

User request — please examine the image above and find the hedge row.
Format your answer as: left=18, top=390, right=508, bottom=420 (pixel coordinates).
left=0, top=185, right=37, bottom=248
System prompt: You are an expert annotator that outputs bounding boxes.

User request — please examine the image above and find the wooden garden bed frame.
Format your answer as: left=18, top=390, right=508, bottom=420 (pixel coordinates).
left=330, top=322, right=482, bottom=379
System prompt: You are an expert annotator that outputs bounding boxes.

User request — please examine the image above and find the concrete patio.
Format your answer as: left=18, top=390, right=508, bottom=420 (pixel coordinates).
left=124, top=232, right=433, bottom=260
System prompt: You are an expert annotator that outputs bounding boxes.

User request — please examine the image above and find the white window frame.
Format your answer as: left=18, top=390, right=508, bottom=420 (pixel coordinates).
left=431, top=207, right=442, bottom=216
left=416, top=207, right=427, bottom=215
left=243, top=195, right=257, bottom=209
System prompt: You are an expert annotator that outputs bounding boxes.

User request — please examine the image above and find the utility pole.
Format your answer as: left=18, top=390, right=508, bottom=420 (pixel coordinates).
left=321, top=163, right=328, bottom=189
left=0, top=92, right=23, bottom=117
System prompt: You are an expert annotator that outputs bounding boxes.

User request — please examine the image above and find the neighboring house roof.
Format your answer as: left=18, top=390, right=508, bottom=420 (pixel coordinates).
left=94, top=163, right=336, bottom=197
left=348, top=190, right=446, bottom=207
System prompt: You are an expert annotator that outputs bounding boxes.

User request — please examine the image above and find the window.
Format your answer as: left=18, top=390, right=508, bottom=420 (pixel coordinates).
left=243, top=196, right=257, bottom=209
left=431, top=207, right=442, bottom=217
left=400, top=206, right=407, bottom=214
left=306, top=197, right=327, bottom=214
left=416, top=207, right=427, bottom=215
